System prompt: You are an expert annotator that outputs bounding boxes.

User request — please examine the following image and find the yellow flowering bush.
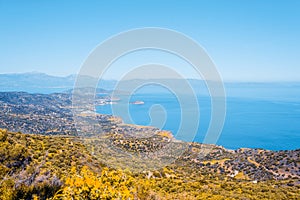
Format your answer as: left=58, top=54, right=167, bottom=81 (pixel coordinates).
left=53, top=166, right=136, bottom=199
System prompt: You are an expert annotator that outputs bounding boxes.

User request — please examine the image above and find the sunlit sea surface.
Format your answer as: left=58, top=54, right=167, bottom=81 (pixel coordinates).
left=97, top=84, right=300, bottom=150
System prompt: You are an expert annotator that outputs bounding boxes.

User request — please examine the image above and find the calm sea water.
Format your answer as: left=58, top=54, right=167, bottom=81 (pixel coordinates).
left=97, top=91, right=300, bottom=151
left=5, top=79, right=299, bottom=150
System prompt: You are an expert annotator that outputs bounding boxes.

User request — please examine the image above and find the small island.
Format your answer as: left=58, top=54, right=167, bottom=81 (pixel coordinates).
left=130, top=100, right=145, bottom=105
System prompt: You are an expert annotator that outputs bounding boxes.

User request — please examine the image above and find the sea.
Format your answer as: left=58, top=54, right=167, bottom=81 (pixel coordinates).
left=2, top=80, right=299, bottom=151
left=97, top=83, right=300, bottom=151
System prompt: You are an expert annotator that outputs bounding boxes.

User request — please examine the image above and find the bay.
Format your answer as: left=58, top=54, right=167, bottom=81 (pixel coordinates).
left=97, top=92, right=300, bottom=150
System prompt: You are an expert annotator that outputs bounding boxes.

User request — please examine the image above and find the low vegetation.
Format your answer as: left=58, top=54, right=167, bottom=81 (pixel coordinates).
left=0, top=129, right=299, bottom=200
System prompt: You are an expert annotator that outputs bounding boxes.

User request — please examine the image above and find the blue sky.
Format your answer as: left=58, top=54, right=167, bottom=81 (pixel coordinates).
left=0, top=0, right=299, bottom=81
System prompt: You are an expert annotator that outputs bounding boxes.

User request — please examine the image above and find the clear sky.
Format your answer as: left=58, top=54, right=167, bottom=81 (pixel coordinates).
left=0, top=0, right=299, bottom=81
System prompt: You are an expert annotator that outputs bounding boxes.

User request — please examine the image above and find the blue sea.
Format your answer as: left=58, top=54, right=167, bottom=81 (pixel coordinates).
left=97, top=83, right=300, bottom=151
left=4, top=78, right=299, bottom=150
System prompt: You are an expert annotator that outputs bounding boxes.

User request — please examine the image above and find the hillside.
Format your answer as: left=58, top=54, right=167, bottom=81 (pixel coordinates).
left=0, top=129, right=299, bottom=200
left=0, top=91, right=299, bottom=199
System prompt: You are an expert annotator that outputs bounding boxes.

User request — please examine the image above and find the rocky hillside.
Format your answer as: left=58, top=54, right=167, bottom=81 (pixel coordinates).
left=0, top=92, right=76, bottom=135
left=0, top=129, right=299, bottom=200
left=0, top=91, right=300, bottom=199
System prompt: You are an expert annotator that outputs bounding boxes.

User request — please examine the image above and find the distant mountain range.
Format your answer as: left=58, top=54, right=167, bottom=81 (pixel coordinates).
left=0, top=72, right=116, bottom=93
left=1, top=72, right=300, bottom=101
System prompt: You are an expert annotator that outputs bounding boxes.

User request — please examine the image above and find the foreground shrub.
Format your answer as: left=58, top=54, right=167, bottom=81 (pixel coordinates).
left=53, top=166, right=137, bottom=199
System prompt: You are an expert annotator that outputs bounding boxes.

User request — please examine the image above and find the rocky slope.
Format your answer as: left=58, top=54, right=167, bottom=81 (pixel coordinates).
left=0, top=91, right=300, bottom=199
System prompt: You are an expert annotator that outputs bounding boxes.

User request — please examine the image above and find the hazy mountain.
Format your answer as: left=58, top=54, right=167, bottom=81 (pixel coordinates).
left=0, top=72, right=116, bottom=93
left=0, top=72, right=74, bottom=93
left=1, top=72, right=300, bottom=101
